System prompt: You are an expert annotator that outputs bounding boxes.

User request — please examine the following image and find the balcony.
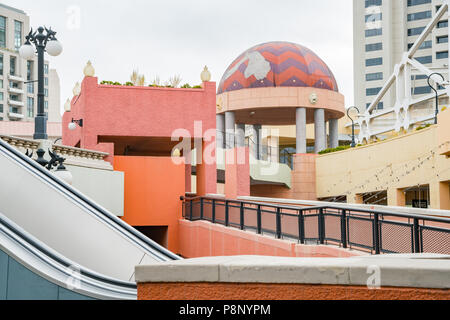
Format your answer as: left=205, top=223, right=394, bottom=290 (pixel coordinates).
left=8, top=74, right=25, bottom=82
left=8, top=87, right=24, bottom=95
left=8, top=112, right=24, bottom=120
left=8, top=100, right=25, bottom=107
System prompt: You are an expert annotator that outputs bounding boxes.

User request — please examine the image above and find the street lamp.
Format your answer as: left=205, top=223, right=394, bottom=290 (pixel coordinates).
left=427, top=73, right=445, bottom=125
left=19, top=27, right=63, bottom=140
left=347, top=106, right=360, bottom=148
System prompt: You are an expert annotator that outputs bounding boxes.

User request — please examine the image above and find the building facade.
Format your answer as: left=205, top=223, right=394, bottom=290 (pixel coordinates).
left=354, top=0, right=449, bottom=113
left=0, top=3, right=61, bottom=128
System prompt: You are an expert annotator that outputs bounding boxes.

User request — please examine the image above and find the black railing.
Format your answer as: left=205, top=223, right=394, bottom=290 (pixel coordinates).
left=182, top=196, right=450, bottom=255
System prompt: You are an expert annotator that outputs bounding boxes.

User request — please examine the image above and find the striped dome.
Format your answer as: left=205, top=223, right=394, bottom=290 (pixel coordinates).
left=218, top=41, right=339, bottom=94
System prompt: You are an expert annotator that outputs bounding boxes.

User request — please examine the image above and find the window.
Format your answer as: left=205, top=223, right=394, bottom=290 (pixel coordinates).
left=44, top=88, right=48, bottom=97
left=408, top=26, right=426, bottom=36
left=44, top=77, right=48, bottom=86
left=44, top=64, right=49, bottom=75
left=9, top=106, right=19, bottom=114
left=14, top=21, right=22, bottom=51
left=412, top=74, right=428, bottom=80
left=0, top=54, right=3, bottom=75
left=9, top=94, right=19, bottom=101
left=366, top=42, right=383, bottom=52
left=408, top=40, right=432, bottom=50
left=27, top=82, right=34, bottom=94
left=408, top=11, right=432, bottom=21
left=365, top=13, right=382, bottom=22
left=366, top=57, right=383, bottom=66
left=407, top=0, right=431, bottom=6
left=10, top=56, right=16, bottom=75
left=0, top=92, right=3, bottom=101
left=436, top=51, right=448, bottom=59
left=0, top=16, right=5, bottom=48
left=365, top=28, right=382, bottom=37
left=366, top=72, right=383, bottom=81
left=415, top=56, right=432, bottom=64
left=0, top=104, right=3, bottom=113
left=0, top=79, right=3, bottom=88
left=27, top=61, right=33, bottom=81
left=366, top=87, right=382, bottom=96
left=437, top=36, right=448, bottom=44
left=27, top=97, right=34, bottom=118
left=44, top=101, right=48, bottom=110
left=413, top=86, right=432, bottom=95
left=438, top=20, right=448, bottom=28
left=365, top=0, right=382, bottom=7
left=366, top=102, right=384, bottom=110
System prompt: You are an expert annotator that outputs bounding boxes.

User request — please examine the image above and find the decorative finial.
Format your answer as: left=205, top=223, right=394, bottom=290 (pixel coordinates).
left=73, top=82, right=81, bottom=96
left=201, top=66, right=211, bottom=82
left=172, top=148, right=181, bottom=158
left=83, top=60, right=95, bottom=77
left=64, top=98, right=71, bottom=112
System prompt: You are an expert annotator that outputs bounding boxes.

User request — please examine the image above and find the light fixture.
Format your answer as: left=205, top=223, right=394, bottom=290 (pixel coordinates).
left=68, top=118, right=83, bottom=131
left=46, top=39, right=63, bottom=56
left=19, top=41, right=35, bottom=60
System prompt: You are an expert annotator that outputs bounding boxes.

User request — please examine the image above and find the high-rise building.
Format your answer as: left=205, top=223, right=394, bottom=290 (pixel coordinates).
left=0, top=3, right=61, bottom=126
left=353, top=0, right=449, bottom=112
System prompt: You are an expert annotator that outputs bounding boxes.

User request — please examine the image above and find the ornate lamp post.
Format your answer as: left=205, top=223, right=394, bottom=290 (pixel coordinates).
left=19, top=27, right=63, bottom=140
left=427, top=72, right=445, bottom=125
left=347, top=106, right=360, bottom=148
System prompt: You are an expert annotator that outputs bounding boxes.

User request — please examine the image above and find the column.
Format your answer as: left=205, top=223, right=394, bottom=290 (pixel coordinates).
left=314, top=109, right=326, bottom=153
left=225, top=112, right=236, bottom=149
left=216, top=114, right=225, bottom=149
left=251, top=124, right=262, bottom=159
left=236, top=123, right=246, bottom=148
left=296, top=108, right=307, bottom=154
left=329, top=118, right=339, bottom=149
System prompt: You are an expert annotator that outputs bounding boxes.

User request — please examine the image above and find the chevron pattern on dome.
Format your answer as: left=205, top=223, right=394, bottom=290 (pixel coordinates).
left=218, top=41, right=339, bottom=94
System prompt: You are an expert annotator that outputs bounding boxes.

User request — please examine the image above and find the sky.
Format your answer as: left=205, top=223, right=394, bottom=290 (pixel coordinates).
left=4, top=0, right=354, bottom=113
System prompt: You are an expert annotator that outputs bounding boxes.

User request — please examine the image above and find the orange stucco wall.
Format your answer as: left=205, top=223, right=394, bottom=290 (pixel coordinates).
left=114, top=156, right=185, bottom=253
left=178, top=220, right=363, bottom=258
left=138, top=283, right=450, bottom=300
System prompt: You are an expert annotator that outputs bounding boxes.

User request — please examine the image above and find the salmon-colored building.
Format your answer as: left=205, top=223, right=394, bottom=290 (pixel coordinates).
left=62, top=75, right=218, bottom=253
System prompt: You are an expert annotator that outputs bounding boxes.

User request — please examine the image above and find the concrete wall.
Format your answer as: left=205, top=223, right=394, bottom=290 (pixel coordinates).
left=67, top=165, right=124, bottom=217
left=0, top=249, right=93, bottom=300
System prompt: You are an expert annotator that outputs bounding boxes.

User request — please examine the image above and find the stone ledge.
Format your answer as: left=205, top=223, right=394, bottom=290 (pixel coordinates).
left=135, top=254, right=450, bottom=289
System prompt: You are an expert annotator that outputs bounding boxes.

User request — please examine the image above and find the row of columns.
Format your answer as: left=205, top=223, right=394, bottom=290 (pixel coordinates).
left=217, top=109, right=339, bottom=155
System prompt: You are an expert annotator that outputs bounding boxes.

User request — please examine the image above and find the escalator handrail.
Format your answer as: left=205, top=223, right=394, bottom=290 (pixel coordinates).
left=0, top=138, right=180, bottom=261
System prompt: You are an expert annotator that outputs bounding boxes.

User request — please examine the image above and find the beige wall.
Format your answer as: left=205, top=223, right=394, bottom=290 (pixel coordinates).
left=316, top=109, right=450, bottom=210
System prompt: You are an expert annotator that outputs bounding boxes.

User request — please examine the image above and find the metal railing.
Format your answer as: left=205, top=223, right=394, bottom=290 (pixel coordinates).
left=181, top=196, right=450, bottom=255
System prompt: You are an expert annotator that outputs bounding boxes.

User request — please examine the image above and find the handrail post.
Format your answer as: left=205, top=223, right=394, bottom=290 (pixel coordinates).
left=240, top=202, right=245, bottom=230
left=341, top=209, right=348, bottom=249
left=298, top=210, right=305, bottom=244
left=212, top=199, right=216, bottom=224
left=413, top=218, right=421, bottom=253
left=319, top=208, right=325, bottom=245
left=276, top=208, right=282, bottom=239
left=200, top=198, right=204, bottom=220
left=257, top=205, right=262, bottom=235
left=373, top=213, right=381, bottom=255
left=225, top=200, right=229, bottom=227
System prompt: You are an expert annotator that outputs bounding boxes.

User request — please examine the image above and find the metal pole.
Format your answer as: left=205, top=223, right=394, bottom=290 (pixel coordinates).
left=34, top=38, right=47, bottom=140
left=347, top=107, right=359, bottom=148
left=427, top=73, right=444, bottom=125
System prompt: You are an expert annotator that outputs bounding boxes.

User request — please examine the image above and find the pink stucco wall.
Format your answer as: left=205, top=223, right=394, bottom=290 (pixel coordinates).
left=62, top=76, right=217, bottom=195
left=179, top=220, right=365, bottom=258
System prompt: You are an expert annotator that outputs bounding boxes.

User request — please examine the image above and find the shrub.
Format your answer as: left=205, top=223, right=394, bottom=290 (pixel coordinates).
left=318, top=145, right=352, bottom=155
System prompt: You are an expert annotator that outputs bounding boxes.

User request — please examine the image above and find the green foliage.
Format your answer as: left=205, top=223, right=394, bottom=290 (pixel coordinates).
left=318, top=145, right=352, bottom=155
left=181, top=84, right=192, bottom=89
left=100, top=81, right=122, bottom=86
left=416, top=124, right=432, bottom=131
left=124, top=82, right=134, bottom=86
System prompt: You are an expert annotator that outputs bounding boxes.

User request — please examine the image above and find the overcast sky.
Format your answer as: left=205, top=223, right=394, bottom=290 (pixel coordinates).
left=4, top=0, right=354, bottom=113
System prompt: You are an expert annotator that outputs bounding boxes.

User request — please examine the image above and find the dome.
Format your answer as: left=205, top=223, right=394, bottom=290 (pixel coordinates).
left=218, top=41, right=339, bottom=94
